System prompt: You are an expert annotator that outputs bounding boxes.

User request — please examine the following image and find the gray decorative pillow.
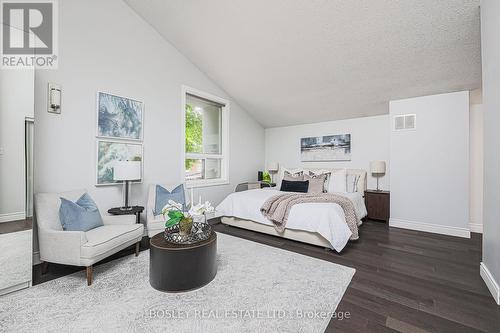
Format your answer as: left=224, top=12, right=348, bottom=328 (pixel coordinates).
left=308, top=170, right=331, bottom=192
left=346, top=174, right=360, bottom=193
left=283, top=170, right=304, bottom=181
left=304, top=173, right=327, bottom=194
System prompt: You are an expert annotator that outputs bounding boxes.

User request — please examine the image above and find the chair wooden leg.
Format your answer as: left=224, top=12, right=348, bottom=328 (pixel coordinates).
left=86, top=266, right=93, bottom=286
left=135, top=242, right=140, bottom=257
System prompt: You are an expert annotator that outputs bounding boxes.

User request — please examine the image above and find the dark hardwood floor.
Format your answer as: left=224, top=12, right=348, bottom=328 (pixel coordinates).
left=33, top=219, right=500, bottom=332
left=213, top=219, right=500, bottom=333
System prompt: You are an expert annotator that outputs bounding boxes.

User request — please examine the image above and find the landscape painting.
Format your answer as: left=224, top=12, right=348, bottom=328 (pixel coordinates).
left=96, top=141, right=143, bottom=185
left=97, top=92, right=143, bottom=140
left=300, top=134, right=351, bottom=161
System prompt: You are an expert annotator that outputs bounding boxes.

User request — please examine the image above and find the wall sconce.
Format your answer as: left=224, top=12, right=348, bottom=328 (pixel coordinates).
left=48, top=83, right=61, bottom=114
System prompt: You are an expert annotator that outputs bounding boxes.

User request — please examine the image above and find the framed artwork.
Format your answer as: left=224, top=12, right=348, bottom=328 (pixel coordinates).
left=97, top=92, right=144, bottom=141
left=96, top=140, right=143, bottom=185
left=300, top=134, right=351, bottom=161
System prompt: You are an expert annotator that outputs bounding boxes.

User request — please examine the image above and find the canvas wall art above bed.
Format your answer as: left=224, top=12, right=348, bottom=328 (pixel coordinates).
left=300, top=134, right=351, bottom=161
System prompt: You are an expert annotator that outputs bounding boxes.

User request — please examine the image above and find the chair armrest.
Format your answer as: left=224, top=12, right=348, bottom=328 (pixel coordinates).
left=39, top=229, right=87, bottom=266
left=102, top=214, right=136, bottom=225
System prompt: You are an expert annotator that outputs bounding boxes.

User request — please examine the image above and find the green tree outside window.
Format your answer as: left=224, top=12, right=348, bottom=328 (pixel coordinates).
left=185, top=104, right=202, bottom=169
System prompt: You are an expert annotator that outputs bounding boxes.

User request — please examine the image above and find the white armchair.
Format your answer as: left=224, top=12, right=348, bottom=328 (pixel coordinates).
left=35, top=189, right=144, bottom=286
left=146, top=184, right=190, bottom=237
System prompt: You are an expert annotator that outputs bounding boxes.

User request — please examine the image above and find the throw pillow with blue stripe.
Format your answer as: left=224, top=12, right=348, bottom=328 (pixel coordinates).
left=59, top=193, right=104, bottom=231
left=154, top=184, right=186, bottom=215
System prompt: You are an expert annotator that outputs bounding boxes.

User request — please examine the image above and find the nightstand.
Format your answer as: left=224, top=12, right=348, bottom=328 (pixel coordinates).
left=108, top=206, right=144, bottom=224
left=364, top=190, right=390, bottom=222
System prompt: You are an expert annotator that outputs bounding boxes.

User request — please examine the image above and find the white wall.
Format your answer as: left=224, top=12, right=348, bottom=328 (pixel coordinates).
left=34, top=0, right=264, bottom=215
left=480, top=0, right=500, bottom=305
left=0, top=69, right=34, bottom=222
left=265, top=115, right=390, bottom=190
left=389, top=91, right=470, bottom=237
left=469, top=89, right=483, bottom=233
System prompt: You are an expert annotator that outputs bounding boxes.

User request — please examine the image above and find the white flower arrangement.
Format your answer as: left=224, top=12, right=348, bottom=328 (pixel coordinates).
left=161, top=199, right=183, bottom=217
left=161, top=199, right=214, bottom=228
left=189, top=201, right=215, bottom=216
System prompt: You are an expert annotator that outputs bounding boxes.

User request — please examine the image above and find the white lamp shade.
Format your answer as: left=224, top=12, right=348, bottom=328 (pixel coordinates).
left=267, top=162, right=279, bottom=172
left=370, top=161, right=386, bottom=174
left=113, top=161, right=141, bottom=181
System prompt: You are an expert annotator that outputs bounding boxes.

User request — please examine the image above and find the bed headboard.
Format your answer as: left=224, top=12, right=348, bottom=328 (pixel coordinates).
left=276, top=167, right=367, bottom=195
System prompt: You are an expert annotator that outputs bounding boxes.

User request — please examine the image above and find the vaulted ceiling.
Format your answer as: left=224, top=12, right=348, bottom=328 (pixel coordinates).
left=125, top=0, right=481, bottom=128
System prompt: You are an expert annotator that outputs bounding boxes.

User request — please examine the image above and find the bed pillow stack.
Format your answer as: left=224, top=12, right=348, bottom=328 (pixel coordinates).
left=278, top=167, right=360, bottom=194
left=306, top=169, right=347, bottom=193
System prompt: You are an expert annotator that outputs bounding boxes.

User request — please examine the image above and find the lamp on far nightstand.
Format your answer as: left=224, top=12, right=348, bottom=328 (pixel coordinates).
left=370, top=161, right=386, bottom=191
left=267, top=162, right=279, bottom=183
left=114, top=160, right=141, bottom=210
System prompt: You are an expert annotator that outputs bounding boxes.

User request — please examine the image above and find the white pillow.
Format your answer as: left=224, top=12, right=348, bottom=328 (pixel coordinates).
left=346, top=174, right=360, bottom=193
left=327, top=169, right=347, bottom=193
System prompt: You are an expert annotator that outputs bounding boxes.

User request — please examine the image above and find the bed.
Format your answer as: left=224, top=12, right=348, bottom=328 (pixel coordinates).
left=216, top=168, right=367, bottom=252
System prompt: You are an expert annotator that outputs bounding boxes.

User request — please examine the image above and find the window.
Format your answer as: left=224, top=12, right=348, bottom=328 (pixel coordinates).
left=183, top=86, right=229, bottom=187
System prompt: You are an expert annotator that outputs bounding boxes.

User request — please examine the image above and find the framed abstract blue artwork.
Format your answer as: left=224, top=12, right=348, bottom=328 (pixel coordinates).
left=96, top=140, right=143, bottom=185
left=97, top=92, right=144, bottom=141
left=300, top=134, right=351, bottom=161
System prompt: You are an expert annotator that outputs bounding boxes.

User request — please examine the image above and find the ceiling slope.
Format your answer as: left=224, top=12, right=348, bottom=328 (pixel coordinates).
left=125, top=0, right=481, bottom=128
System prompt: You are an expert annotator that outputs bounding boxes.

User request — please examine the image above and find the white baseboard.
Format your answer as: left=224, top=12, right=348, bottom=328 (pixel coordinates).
left=0, top=212, right=26, bottom=223
left=389, top=218, right=470, bottom=238
left=480, top=262, right=500, bottom=305
left=469, top=222, right=483, bottom=234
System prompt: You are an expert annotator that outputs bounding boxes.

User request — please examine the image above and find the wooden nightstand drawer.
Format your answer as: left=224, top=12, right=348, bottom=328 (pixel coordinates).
left=364, top=190, right=390, bottom=222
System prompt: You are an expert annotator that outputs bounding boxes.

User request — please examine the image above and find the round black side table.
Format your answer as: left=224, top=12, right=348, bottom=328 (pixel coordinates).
left=149, top=231, right=217, bottom=292
left=107, top=206, right=144, bottom=224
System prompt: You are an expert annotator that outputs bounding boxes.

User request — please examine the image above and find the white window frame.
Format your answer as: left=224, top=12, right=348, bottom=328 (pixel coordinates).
left=181, top=85, right=230, bottom=188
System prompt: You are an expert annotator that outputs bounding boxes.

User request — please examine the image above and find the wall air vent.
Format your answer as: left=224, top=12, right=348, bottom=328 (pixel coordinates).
left=393, top=114, right=416, bottom=131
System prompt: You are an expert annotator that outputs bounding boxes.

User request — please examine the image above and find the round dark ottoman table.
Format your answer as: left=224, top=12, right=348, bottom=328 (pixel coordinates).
left=149, top=231, right=217, bottom=292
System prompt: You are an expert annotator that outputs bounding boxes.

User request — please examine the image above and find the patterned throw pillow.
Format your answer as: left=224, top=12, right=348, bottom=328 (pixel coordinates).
left=304, top=173, right=327, bottom=194
left=283, top=170, right=304, bottom=181
left=308, top=170, right=331, bottom=192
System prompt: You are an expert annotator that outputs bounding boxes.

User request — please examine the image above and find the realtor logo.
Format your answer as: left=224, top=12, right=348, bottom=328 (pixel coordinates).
left=1, top=0, right=58, bottom=68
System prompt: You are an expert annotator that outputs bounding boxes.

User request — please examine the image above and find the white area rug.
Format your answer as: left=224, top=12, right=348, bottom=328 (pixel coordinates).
left=0, top=233, right=354, bottom=333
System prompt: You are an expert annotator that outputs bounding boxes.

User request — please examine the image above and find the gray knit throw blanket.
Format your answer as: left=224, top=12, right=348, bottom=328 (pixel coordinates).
left=260, top=193, right=359, bottom=240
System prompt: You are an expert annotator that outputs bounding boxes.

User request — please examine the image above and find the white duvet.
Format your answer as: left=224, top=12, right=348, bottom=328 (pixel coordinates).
left=216, top=189, right=367, bottom=252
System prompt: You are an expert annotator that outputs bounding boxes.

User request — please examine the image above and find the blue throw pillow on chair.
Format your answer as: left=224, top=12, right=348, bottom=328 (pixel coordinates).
left=154, top=184, right=186, bottom=215
left=59, top=193, right=104, bottom=231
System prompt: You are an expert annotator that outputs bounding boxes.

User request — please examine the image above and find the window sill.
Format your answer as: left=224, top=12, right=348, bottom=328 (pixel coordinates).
left=186, top=179, right=230, bottom=189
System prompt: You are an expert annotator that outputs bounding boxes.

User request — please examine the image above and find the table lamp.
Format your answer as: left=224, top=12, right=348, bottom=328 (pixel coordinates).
left=113, top=160, right=141, bottom=210
left=370, top=161, right=386, bottom=191
left=267, top=162, right=279, bottom=183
